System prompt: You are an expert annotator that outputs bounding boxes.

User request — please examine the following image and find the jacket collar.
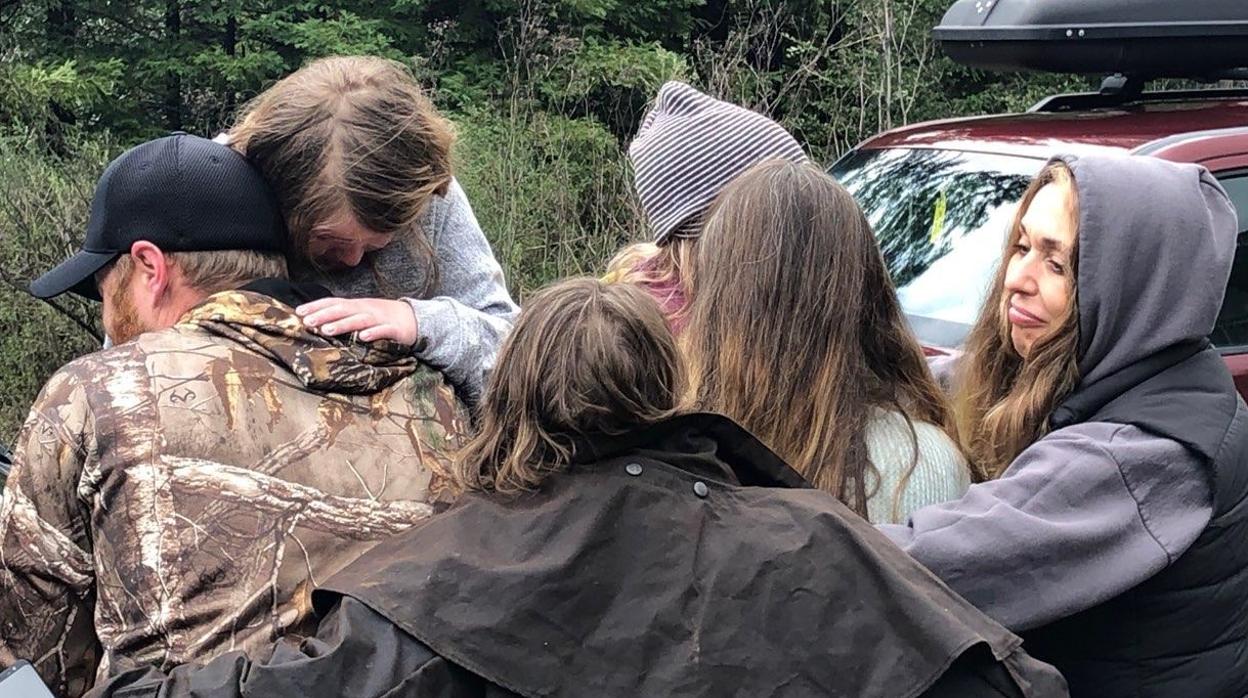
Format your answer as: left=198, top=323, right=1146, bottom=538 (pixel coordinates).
left=569, top=412, right=812, bottom=490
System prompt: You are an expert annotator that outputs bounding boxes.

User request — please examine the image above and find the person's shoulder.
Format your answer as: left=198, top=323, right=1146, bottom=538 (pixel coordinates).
left=866, top=411, right=966, bottom=465
left=441, top=177, right=468, bottom=204
left=69, top=325, right=226, bottom=385
left=26, top=345, right=143, bottom=425
left=428, top=177, right=487, bottom=241
left=911, top=421, right=971, bottom=479
left=1008, top=422, right=1201, bottom=496
left=45, top=340, right=151, bottom=391
left=423, top=177, right=467, bottom=219
left=31, top=359, right=93, bottom=411
left=864, top=411, right=970, bottom=511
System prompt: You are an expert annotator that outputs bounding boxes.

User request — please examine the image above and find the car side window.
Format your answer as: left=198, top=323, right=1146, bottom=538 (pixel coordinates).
left=1212, top=173, right=1248, bottom=349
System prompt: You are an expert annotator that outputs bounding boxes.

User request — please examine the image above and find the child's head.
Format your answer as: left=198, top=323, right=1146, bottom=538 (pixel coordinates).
left=602, top=239, right=697, bottom=332
left=628, top=81, right=807, bottom=244
left=228, top=56, right=455, bottom=272
left=607, top=82, right=807, bottom=329
left=448, top=278, right=684, bottom=495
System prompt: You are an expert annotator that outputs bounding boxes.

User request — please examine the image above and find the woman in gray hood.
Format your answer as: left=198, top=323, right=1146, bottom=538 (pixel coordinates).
left=880, top=153, right=1248, bottom=698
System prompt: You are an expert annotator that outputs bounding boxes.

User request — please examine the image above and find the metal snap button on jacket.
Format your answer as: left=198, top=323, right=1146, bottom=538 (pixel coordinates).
left=693, top=481, right=709, bottom=498
left=625, top=463, right=643, bottom=476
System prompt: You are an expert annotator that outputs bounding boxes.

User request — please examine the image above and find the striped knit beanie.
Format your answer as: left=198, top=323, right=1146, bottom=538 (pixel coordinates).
left=629, top=81, right=808, bottom=243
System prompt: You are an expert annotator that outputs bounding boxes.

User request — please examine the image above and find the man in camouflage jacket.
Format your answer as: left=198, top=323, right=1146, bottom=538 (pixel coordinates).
left=0, top=134, right=467, bottom=696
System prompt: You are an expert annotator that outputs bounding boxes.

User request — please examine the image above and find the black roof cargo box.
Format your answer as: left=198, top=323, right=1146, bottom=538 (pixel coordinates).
left=933, top=0, right=1248, bottom=78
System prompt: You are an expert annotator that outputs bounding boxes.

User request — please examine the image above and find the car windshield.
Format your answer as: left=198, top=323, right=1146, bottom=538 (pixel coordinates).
left=830, top=147, right=1042, bottom=348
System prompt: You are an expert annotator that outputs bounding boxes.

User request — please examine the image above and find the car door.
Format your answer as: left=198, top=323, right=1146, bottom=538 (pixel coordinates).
left=1204, top=165, right=1248, bottom=399
left=1148, top=133, right=1248, bottom=399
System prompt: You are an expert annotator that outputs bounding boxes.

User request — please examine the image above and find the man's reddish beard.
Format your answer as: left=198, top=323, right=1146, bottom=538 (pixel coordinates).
left=105, top=268, right=149, bottom=345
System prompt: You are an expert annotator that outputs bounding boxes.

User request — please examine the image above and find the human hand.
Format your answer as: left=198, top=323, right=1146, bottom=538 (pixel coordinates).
left=296, top=297, right=419, bottom=346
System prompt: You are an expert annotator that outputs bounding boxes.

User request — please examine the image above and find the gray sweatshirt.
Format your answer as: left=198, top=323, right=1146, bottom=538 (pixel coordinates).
left=881, top=153, right=1239, bottom=632
left=295, top=179, right=518, bottom=405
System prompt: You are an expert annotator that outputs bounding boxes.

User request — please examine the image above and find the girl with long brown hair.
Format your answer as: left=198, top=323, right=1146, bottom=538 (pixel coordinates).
left=878, top=154, right=1248, bottom=698
left=603, top=81, right=807, bottom=333
left=221, top=56, right=517, bottom=404
left=443, top=277, right=685, bottom=495
left=682, top=159, right=970, bottom=523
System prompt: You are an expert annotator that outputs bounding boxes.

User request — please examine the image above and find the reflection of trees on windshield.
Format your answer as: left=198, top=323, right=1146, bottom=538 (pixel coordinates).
left=832, top=149, right=1032, bottom=288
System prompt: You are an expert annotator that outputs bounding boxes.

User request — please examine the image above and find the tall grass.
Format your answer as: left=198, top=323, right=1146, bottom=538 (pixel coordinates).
left=0, top=136, right=110, bottom=440
left=455, top=106, right=643, bottom=296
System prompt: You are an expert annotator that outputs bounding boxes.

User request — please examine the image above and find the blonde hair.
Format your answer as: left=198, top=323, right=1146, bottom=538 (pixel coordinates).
left=444, top=278, right=685, bottom=496
left=602, top=238, right=696, bottom=325
left=682, top=160, right=956, bottom=518
left=952, top=163, right=1081, bottom=480
left=227, top=55, right=455, bottom=291
left=112, top=249, right=288, bottom=296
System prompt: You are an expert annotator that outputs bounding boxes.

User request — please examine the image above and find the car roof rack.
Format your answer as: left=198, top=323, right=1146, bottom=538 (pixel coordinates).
left=934, top=0, right=1248, bottom=77
left=1029, top=73, right=1248, bottom=113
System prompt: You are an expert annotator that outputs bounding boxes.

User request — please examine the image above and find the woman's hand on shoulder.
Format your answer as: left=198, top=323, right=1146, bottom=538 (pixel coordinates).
left=296, top=297, right=419, bottom=345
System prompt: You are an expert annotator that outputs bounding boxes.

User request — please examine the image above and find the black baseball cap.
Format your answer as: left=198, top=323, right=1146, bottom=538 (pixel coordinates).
left=30, top=133, right=287, bottom=301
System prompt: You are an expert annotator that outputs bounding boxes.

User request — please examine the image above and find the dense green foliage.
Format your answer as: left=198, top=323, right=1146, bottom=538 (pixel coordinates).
left=0, top=0, right=1088, bottom=441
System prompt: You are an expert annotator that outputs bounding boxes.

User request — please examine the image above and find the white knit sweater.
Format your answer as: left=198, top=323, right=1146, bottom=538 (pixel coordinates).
left=863, top=410, right=971, bottom=525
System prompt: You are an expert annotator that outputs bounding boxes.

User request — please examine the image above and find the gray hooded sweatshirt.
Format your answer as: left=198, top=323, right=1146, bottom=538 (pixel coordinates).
left=880, top=153, right=1240, bottom=633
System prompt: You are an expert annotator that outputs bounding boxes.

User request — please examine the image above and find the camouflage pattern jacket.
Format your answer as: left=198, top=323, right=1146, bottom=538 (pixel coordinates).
left=0, top=289, right=466, bottom=697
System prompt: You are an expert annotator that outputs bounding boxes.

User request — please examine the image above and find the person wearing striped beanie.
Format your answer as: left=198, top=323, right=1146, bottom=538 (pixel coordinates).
left=603, top=81, right=808, bottom=333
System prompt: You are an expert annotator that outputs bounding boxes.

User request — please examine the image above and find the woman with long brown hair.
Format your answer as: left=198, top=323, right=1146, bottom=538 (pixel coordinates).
left=879, top=154, right=1248, bottom=698
left=950, top=164, right=1081, bottom=480
left=86, top=277, right=1065, bottom=698
left=682, top=159, right=970, bottom=523
left=220, top=56, right=517, bottom=404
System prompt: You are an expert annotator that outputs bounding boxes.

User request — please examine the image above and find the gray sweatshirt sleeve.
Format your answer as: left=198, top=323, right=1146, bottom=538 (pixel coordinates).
left=404, top=179, right=519, bottom=406
left=878, top=422, right=1212, bottom=632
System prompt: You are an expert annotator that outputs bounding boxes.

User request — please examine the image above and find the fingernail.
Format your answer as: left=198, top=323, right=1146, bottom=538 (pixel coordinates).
left=323, top=324, right=335, bottom=334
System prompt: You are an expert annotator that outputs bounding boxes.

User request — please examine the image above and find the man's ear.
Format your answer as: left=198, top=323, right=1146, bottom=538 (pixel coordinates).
left=128, top=241, right=172, bottom=298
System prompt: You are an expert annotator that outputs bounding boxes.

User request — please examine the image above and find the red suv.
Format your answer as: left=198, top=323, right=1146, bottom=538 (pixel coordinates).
left=831, top=1, right=1248, bottom=398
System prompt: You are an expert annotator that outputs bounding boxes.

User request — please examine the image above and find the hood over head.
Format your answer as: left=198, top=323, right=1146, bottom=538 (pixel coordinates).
left=1055, top=153, right=1238, bottom=388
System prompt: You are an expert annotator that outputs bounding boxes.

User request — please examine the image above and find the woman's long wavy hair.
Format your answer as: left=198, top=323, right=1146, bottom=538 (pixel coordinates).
left=227, top=56, right=455, bottom=294
left=681, top=159, right=956, bottom=518
left=952, top=163, right=1082, bottom=480
left=443, top=278, right=685, bottom=496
